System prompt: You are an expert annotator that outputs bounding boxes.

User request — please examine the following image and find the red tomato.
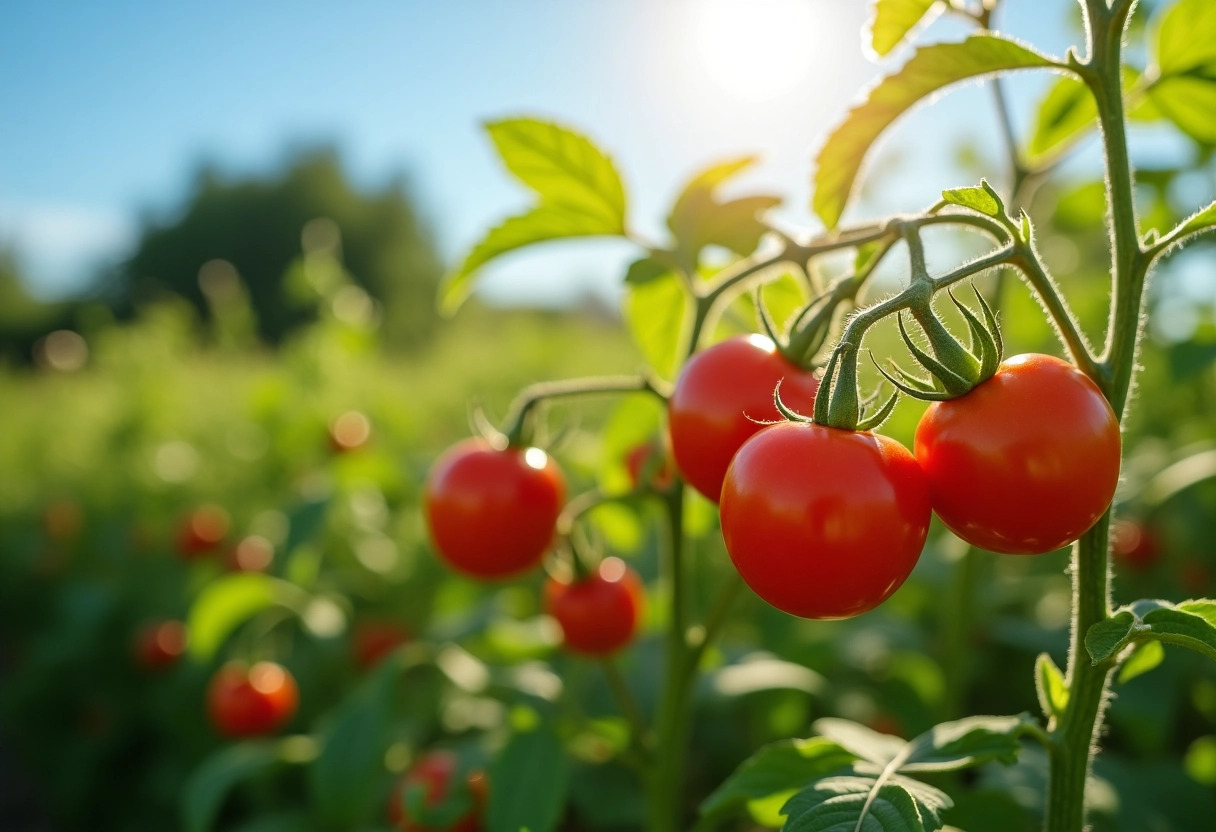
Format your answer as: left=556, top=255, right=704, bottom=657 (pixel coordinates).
left=134, top=620, right=188, bottom=670
left=544, top=557, right=644, bottom=655
left=720, top=422, right=930, bottom=619
left=353, top=621, right=412, bottom=670
left=177, top=505, right=231, bottom=558
left=424, top=438, right=565, bottom=579
left=914, top=354, right=1121, bottom=555
left=206, top=661, right=299, bottom=737
left=668, top=334, right=819, bottom=502
left=1111, top=519, right=1161, bottom=570
left=624, top=441, right=675, bottom=490
left=388, top=751, right=485, bottom=832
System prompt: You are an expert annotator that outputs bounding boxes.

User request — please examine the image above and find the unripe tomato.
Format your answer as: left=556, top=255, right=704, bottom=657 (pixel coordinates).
left=353, top=620, right=412, bottom=670
left=720, top=421, right=930, bottom=619
left=914, top=354, right=1120, bottom=555
left=388, top=751, right=485, bottom=832
left=424, top=438, right=565, bottom=579
left=668, top=334, right=819, bottom=502
left=544, top=557, right=644, bottom=655
left=177, top=505, right=231, bottom=558
left=134, top=620, right=188, bottom=670
left=624, top=441, right=675, bottom=490
left=206, top=661, right=298, bottom=737
left=1111, top=519, right=1161, bottom=570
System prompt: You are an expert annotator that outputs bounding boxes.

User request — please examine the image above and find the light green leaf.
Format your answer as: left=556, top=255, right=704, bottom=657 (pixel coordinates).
left=1119, top=639, right=1165, bottom=684
left=812, top=718, right=905, bottom=766
left=622, top=271, right=691, bottom=381
left=624, top=257, right=669, bottom=286
left=813, top=34, right=1057, bottom=227
left=781, top=774, right=951, bottom=832
left=699, top=737, right=858, bottom=822
left=667, top=156, right=781, bottom=273
left=1148, top=75, right=1216, bottom=143
left=1164, top=201, right=1216, bottom=244
left=487, top=728, right=570, bottom=832
left=1035, top=653, right=1069, bottom=718
left=187, top=574, right=307, bottom=661
left=1028, top=75, right=1096, bottom=162
left=941, top=180, right=1004, bottom=217
left=899, top=714, right=1033, bottom=774
left=486, top=118, right=626, bottom=231
left=440, top=204, right=625, bottom=315
left=869, top=0, right=942, bottom=58
left=1153, top=0, right=1216, bottom=78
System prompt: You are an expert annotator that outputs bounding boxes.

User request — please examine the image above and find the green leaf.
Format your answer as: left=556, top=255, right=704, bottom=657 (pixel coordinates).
left=622, top=271, right=691, bottom=381
left=1086, top=599, right=1216, bottom=666
left=1085, top=610, right=1139, bottom=664
left=941, top=180, right=1004, bottom=217
left=1148, top=75, right=1216, bottom=143
left=1153, top=0, right=1216, bottom=79
left=781, top=774, right=951, bottom=832
left=624, top=257, right=669, bottom=286
left=813, top=34, right=1056, bottom=227
left=812, top=718, right=905, bottom=766
left=667, top=156, right=781, bottom=273
left=1163, top=201, right=1216, bottom=243
left=183, top=739, right=316, bottom=832
left=869, top=0, right=942, bottom=58
left=282, top=495, right=328, bottom=555
left=485, top=118, right=626, bottom=231
left=1028, top=75, right=1096, bottom=162
left=487, top=728, right=570, bottom=832
left=1035, top=653, right=1069, bottom=718
left=440, top=204, right=627, bottom=315
left=699, top=737, right=858, bottom=822
left=899, top=714, right=1033, bottom=774
left=1119, top=639, right=1166, bottom=684
left=187, top=574, right=307, bottom=661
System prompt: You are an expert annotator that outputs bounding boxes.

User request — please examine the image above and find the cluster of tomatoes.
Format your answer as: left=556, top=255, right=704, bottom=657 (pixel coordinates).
left=425, top=334, right=1124, bottom=624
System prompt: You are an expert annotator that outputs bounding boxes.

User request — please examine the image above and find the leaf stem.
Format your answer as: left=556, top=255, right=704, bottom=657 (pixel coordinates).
left=501, top=375, right=667, bottom=446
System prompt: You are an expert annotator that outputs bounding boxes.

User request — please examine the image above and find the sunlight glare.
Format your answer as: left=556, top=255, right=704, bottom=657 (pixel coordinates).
left=694, top=0, right=819, bottom=102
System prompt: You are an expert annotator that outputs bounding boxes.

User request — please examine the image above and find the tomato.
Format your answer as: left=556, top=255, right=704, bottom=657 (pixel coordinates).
left=668, top=334, right=819, bottom=501
left=914, top=354, right=1121, bottom=555
left=1111, top=519, right=1161, bottom=570
left=624, top=441, right=675, bottom=490
left=720, top=421, right=930, bottom=619
left=388, top=751, right=485, bottom=832
left=206, top=661, right=299, bottom=737
left=330, top=410, right=372, bottom=453
left=544, top=557, right=644, bottom=655
left=134, top=620, right=188, bottom=670
left=177, top=505, right=230, bottom=558
left=424, top=438, right=565, bottom=579
left=353, top=620, right=412, bottom=670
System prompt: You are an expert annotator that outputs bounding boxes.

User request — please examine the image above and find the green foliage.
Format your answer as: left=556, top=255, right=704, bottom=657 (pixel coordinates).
left=868, top=0, right=942, bottom=58
left=487, top=726, right=570, bottom=832
left=1087, top=598, right=1216, bottom=664
left=1148, top=0, right=1216, bottom=142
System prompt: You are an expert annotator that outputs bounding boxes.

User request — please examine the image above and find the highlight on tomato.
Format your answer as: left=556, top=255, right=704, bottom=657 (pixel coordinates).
left=388, top=750, right=486, bottom=832
left=134, top=620, right=188, bottom=670
left=667, top=334, right=819, bottom=502
left=720, top=421, right=930, bottom=619
left=423, top=437, right=565, bottom=579
left=544, top=556, right=644, bottom=656
left=206, top=661, right=299, bottom=737
left=914, top=353, right=1121, bottom=555
left=177, top=504, right=231, bottom=558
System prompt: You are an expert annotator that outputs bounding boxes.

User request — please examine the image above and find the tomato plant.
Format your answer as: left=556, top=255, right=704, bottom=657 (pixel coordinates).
left=720, top=421, right=930, bottom=619
left=914, top=354, right=1121, bottom=555
left=423, top=438, right=565, bottom=579
left=206, top=661, right=299, bottom=738
left=544, top=556, right=644, bottom=655
left=388, top=751, right=485, bottom=832
left=668, top=334, right=819, bottom=501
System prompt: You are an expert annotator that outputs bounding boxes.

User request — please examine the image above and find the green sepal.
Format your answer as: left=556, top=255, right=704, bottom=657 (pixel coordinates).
left=897, top=313, right=972, bottom=396
left=972, top=284, right=1004, bottom=361
left=872, top=355, right=954, bottom=403
left=910, top=305, right=981, bottom=395
left=948, top=288, right=1000, bottom=383
left=855, top=388, right=900, bottom=431
left=773, top=379, right=815, bottom=424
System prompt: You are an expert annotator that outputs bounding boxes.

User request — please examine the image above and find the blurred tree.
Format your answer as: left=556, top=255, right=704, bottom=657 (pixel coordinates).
left=0, top=249, right=75, bottom=363
left=113, top=147, right=443, bottom=348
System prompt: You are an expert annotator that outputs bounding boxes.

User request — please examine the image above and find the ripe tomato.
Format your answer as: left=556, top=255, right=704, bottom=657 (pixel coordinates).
left=353, top=620, right=412, bottom=670
left=134, top=620, right=188, bottom=670
left=544, top=557, right=644, bottom=655
left=624, top=441, right=675, bottom=490
left=668, top=334, right=819, bottom=502
left=388, top=751, right=485, bottom=832
left=206, top=661, right=299, bottom=737
left=720, top=422, right=930, bottom=619
left=914, top=354, right=1120, bottom=555
left=177, top=505, right=230, bottom=558
left=424, top=438, right=565, bottom=579
left=1111, top=519, right=1161, bottom=570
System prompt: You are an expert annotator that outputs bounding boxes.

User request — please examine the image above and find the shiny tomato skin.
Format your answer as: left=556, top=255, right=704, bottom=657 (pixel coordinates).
left=388, top=751, right=484, bottom=832
left=544, top=557, right=644, bottom=656
left=720, top=422, right=930, bottom=619
left=206, top=661, right=299, bottom=737
left=668, top=334, right=819, bottom=502
left=424, top=438, right=565, bottom=579
left=914, top=354, right=1121, bottom=555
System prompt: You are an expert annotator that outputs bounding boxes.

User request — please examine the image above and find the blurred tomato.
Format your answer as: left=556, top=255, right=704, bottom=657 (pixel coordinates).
left=134, top=620, right=188, bottom=670
left=177, top=505, right=231, bottom=558
left=206, top=661, right=298, bottom=737
left=388, top=751, right=485, bottom=832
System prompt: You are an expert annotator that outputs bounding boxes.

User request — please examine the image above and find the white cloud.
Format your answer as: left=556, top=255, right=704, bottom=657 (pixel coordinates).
left=0, top=200, right=137, bottom=299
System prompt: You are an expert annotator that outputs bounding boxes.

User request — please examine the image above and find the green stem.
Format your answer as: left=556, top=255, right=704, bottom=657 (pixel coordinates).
left=1008, top=246, right=1103, bottom=383
left=502, top=375, right=665, bottom=446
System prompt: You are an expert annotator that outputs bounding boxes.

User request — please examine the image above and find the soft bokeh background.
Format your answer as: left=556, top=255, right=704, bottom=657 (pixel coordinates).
left=2, top=1, right=1215, bottom=830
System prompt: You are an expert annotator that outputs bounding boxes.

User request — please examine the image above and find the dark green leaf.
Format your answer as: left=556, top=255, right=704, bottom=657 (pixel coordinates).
left=183, top=739, right=316, bottom=832
left=1086, top=599, right=1216, bottom=666
left=699, top=737, right=857, bottom=821
left=282, top=496, right=329, bottom=555
left=487, top=728, right=570, bottom=832
left=1085, top=610, right=1138, bottom=664
left=622, top=271, right=690, bottom=380
left=781, top=774, right=950, bottom=832
left=868, top=0, right=942, bottom=58
left=813, top=35, right=1056, bottom=227
left=900, top=714, right=1033, bottom=773
left=1035, top=653, right=1068, bottom=718
left=485, top=118, right=626, bottom=231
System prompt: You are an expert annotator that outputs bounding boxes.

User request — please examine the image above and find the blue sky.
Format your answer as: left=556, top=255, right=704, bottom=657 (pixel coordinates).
left=0, top=0, right=1127, bottom=306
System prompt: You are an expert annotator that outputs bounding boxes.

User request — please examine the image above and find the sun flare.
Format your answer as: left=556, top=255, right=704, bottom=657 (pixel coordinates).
left=693, top=0, right=820, bottom=102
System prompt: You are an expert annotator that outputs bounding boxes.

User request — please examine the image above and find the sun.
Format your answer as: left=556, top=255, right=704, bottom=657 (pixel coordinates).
left=693, top=0, right=820, bottom=102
